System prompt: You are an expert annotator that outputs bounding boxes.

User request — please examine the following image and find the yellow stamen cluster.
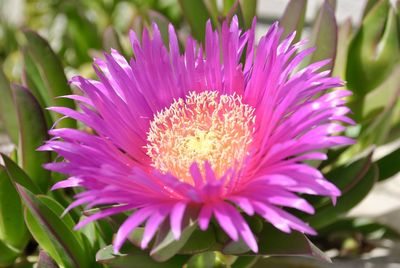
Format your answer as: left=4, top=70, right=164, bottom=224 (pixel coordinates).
left=146, top=91, right=255, bottom=184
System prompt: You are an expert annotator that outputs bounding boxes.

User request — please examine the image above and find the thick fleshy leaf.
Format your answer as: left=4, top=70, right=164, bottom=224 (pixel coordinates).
left=318, top=217, right=400, bottom=240
left=22, top=48, right=50, bottom=111
left=186, top=252, right=216, bottom=268
left=96, top=245, right=189, bottom=268
left=376, top=146, right=400, bottom=181
left=222, top=222, right=328, bottom=261
left=203, top=0, right=219, bottom=26
left=0, top=166, right=29, bottom=250
left=362, top=0, right=380, bottom=18
left=178, top=0, right=212, bottom=42
left=178, top=226, right=216, bottom=254
left=0, top=239, right=20, bottom=267
left=103, top=26, right=124, bottom=54
left=19, top=186, right=89, bottom=268
left=239, top=0, right=257, bottom=29
left=231, top=256, right=259, bottom=268
left=0, top=153, right=41, bottom=195
left=0, top=67, right=18, bottom=144
left=305, top=164, right=378, bottom=229
left=251, top=256, right=332, bottom=268
left=332, top=18, right=352, bottom=79
left=303, top=0, right=337, bottom=73
left=12, top=84, right=51, bottom=193
left=346, top=0, right=399, bottom=95
left=279, top=0, right=307, bottom=43
left=307, top=152, right=372, bottom=208
left=344, top=90, right=399, bottom=157
left=23, top=30, right=76, bottom=128
left=254, top=224, right=330, bottom=262
left=150, top=218, right=198, bottom=262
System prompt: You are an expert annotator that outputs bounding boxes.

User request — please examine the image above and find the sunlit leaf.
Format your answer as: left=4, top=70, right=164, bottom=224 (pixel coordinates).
left=346, top=1, right=399, bottom=95
left=279, top=0, right=307, bottom=43
left=303, top=0, right=337, bottom=73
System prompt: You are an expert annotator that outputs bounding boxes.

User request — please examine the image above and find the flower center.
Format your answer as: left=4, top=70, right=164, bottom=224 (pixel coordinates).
left=146, top=91, right=255, bottom=184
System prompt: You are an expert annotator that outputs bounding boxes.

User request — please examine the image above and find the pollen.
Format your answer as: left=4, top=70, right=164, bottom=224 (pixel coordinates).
left=146, top=91, right=256, bottom=184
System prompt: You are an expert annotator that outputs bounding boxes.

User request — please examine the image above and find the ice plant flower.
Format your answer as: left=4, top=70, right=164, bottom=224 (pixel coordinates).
left=41, top=17, right=354, bottom=253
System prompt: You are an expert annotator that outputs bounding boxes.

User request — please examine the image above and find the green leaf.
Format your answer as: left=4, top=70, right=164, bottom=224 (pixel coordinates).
left=178, top=226, right=216, bottom=254
left=0, top=239, right=20, bottom=267
left=22, top=48, right=51, bottom=111
left=258, top=224, right=330, bottom=262
left=362, top=0, right=380, bottom=18
left=150, top=214, right=198, bottom=262
left=178, top=0, right=212, bottom=43
left=305, top=164, right=378, bottom=229
left=239, top=0, right=257, bottom=29
left=346, top=0, right=399, bottom=95
left=318, top=217, right=400, bottom=241
left=326, top=153, right=372, bottom=193
left=12, top=84, right=51, bottom=193
left=307, top=152, right=372, bottom=208
left=23, top=30, right=76, bottom=128
left=376, top=146, right=400, bottom=181
left=0, top=166, right=29, bottom=250
left=103, top=26, right=124, bottom=53
left=279, top=0, right=307, bottom=43
left=231, top=256, right=259, bottom=268
left=0, top=153, right=41, bottom=195
left=186, top=252, right=216, bottom=268
left=96, top=245, right=189, bottom=268
left=203, top=0, right=219, bottom=28
left=222, top=223, right=329, bottom=262
left=332, top=18, right=352, bottom=79
left=303, top=0, right=337, bottom=73
left=251, top=256, right=331, bottom=268
left=19, top=186, right=89, bottom=268
left=0, top=67, right=18, bottom=144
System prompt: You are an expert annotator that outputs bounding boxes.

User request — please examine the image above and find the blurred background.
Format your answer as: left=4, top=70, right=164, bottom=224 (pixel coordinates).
left=1, top=0, right=400, bottom=267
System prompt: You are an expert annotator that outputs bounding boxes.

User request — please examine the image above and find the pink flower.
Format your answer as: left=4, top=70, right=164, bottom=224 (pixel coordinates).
left=41, top=17, right=354, bottom=253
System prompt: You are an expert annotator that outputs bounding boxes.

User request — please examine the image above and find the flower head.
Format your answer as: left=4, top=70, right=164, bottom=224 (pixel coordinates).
left=41, top=17, right=354, bottom=253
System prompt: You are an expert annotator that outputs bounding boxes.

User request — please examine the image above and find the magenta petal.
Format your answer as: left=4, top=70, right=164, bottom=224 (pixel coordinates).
left=224, top=202, right=258, bottom=252
left=198, top=204, right=213, bottom=231
left=113, top=207, right=153, bottom=253
left=170, top=202, right=187, bottom=240
left=213, top=203, right=239, bottom=241
left=41, top=17, right=354, bottom=255
left=141, top=207, right=170, bottom=249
